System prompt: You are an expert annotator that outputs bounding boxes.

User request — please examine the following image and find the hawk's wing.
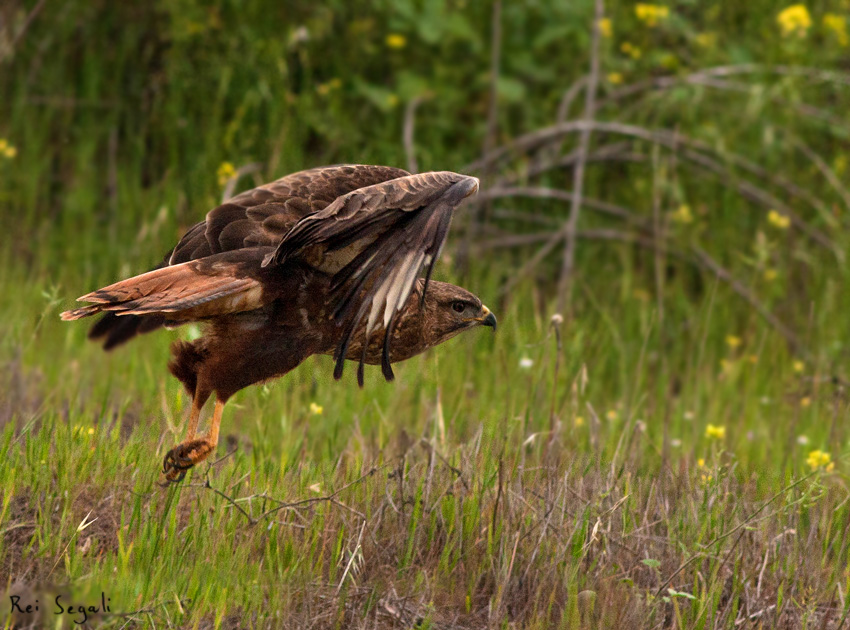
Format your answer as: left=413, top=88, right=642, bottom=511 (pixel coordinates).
left=85, top=165, right=409, bottom=348
left=267, top=171, right=479, bottom=385
left=167, top=164, right=410, bottom=264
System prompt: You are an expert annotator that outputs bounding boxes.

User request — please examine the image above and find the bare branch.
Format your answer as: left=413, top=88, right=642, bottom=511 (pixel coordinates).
left=557, top=0, right=605, bottom=313
left=466, top=120, right=837, bottom=255
left=788, top=135, right=850, bottom=215
left=222, top=162, right=264, bottom=203
left=403, top=96, right=425, bottom=174
left=471, top=185, right=641, bottom=222
left=692, top=246, right=803, bottom=354
left=459, top=0, right=502, bottom=271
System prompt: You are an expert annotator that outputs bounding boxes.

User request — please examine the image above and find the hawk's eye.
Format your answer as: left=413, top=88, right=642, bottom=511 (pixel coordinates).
left=451, top=301, right=466, bottom=314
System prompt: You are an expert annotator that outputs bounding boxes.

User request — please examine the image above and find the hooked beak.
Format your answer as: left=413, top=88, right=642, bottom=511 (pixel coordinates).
left=477, top=305, right=497, bottom=332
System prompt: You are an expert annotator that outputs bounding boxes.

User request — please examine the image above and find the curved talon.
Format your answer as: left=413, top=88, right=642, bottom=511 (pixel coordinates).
left=161, top=439, right=216, bottom=483
left=162, top=448, right=193, bottom=483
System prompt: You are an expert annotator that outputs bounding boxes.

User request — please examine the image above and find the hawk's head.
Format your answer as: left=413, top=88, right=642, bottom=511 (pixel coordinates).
left=417, top=280, right=497, bottom=348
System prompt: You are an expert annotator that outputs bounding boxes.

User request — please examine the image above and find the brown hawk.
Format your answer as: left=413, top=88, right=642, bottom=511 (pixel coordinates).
left=61, top=165, right=496, bottom=482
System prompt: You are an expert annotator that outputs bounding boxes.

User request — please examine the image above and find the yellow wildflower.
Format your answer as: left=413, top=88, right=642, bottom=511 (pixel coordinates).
left=824, top=14, right=849, bottom=46
left=635, top=3, right=670, bottom=27
left=575, top=416, right=586, bottom=427
left=800, top=396, right=811, bottom=408
left=88, top=427, right=94, bottom=436
left=705, top=424, right=726, bottom=440
left=620, top=41, right=642, bottom=59
left=385, top=33, right=407, bottom=49
left=697, top=458, right=705, bottom=468
left=606, top=409, right=618, bottom=421
left=767, top=210, right=791, bottom=229
left=309, top=402, right=324, bottom=415
left=764, top=268, right=778, bottom=281
left=701, top=473, right=713, bottom=483
left=777, top=4, right=812, bottom=37
left=748, top=355, right=758, bottom=364
left=806, top=449, right=832, bottom=471
left=597, top=18, right=612, bottom=38
left=726, top=335, right=741, bottom=350
left=217, top=161, right=236, bottom=187
left=695, top=32, right=717, bottom=48
left=671, top=204, right=693, bottom=224
left=0, top=139, right=16, bottom=159
left=607, top=72, right=624, bottom=85
left=793, top=360, right=805, bottom=373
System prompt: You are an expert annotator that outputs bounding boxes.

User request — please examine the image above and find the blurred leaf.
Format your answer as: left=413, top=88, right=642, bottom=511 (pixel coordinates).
left=497, top=76, right=526, bottom=103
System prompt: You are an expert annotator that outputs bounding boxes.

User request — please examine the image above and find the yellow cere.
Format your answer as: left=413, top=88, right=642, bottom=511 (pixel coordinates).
left=777, top=4, right=812, bottom=37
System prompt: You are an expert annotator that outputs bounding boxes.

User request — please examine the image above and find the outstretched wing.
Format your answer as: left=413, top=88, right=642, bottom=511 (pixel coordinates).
left=267, top=171, right=479, bottom=385
left=86, top=164, right=409, bottom=348
left=167, top=164, right=410, bottom=264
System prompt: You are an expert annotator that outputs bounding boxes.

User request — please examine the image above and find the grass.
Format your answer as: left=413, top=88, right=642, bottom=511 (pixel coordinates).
left=3, top=259, right=848, bottom=628
left=3, top=0, right=850, bottom=628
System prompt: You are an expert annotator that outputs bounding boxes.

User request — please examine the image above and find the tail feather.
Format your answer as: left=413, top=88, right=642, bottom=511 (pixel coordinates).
left=61, top=250, right=271, bottom=337
left=86, top=312, right=167, bottom=350
left=60, top=305, right=102, bottom=321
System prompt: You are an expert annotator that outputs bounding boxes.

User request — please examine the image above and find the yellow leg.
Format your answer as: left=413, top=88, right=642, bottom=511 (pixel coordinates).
left=206, top=398, right=224, bottom=450
left=184, top=395, right=203, bottom=441
left=161, top=397, right=227, bottom=483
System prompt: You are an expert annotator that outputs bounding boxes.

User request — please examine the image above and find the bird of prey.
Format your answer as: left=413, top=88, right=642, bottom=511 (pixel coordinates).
left=62, top=165, right=496, bottom=482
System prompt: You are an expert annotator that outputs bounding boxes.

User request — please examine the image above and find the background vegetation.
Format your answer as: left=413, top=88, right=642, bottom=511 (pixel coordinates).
left=2, top=0, right=850, bottom=627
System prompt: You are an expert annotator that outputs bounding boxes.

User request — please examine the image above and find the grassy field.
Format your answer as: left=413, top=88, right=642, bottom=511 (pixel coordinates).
left=3, top=1, right=850, bottom=628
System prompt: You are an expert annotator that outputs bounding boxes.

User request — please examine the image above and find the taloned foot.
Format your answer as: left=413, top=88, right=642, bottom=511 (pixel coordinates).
left=160, top=438, right=216, bottom=484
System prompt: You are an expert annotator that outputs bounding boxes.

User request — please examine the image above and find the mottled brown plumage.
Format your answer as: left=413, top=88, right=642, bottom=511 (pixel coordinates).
left=62, top=164, right=495, bottom=482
